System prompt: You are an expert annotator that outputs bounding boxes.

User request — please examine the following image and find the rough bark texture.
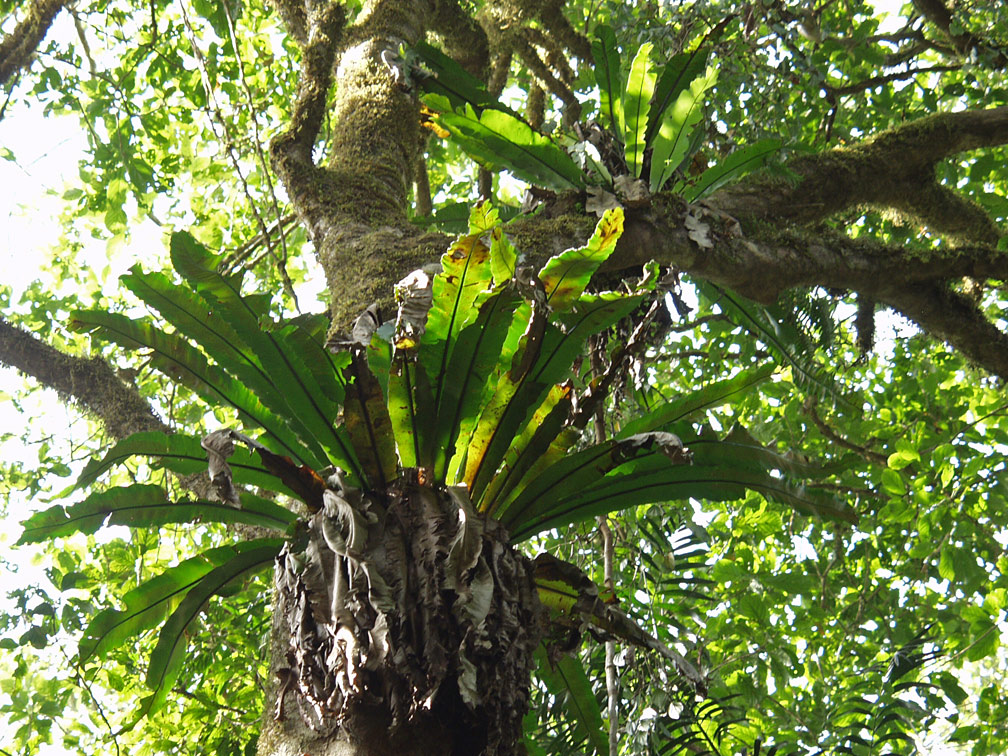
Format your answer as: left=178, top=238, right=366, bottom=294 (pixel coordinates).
left=258, top=474, right=544, bottom=756
left=0, top=0, right=66, bottom=85
left=0, top=315, right=167, bottom=439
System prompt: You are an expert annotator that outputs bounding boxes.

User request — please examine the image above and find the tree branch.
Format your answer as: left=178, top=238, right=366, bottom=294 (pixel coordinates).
left=825, top=64, right=959, bottom=98
left=0, top=316, right=168, bottom=439
left=268, top=0, right=309, bottom=48
left=709, top=105, right=1008, bottom=242
left=912, top=0, right=1007, bottom=66
left=506, top=198, right=1008, bottom=378
left=0, top=0, right=66, bottom=86
left=268, top=1, right=343, bottom=186
left=431, top=0, right=490, bottom=77
left=884, top=284, right=1008, bottom=379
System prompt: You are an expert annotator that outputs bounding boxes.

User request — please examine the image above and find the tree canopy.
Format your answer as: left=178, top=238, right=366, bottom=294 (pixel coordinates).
left=1, top=0, right=1007, bottom=754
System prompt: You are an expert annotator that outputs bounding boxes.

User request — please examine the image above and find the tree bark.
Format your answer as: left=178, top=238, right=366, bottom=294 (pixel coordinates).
left=0, top=315, right=167, bottom=439
left=0, top=0, right=66, bottom=86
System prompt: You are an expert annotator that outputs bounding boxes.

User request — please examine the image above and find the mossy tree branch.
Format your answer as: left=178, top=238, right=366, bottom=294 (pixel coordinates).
left=0, top=0, right=66, bottom=86
left=504, top=199, right=1008, bottom=378
left=709, top=105, right=1008, bottom=243
left=0, top=315, right=168, bottom=440
left=268, top=2, right=1008, bottom=376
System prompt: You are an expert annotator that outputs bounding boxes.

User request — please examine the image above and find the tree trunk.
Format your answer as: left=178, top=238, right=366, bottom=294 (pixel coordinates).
left=256, top=473, right=545, bottom=756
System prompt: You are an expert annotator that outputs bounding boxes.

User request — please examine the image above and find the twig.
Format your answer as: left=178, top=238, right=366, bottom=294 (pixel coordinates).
left=179, top=0, right=298, bottom=307
left=62, top=647, right=121, bottom=756
left=222, top=0, right=299, bottom=312
left=804, top=397, right=889, bottom=466
left=590, top=337, right=619, bottom=756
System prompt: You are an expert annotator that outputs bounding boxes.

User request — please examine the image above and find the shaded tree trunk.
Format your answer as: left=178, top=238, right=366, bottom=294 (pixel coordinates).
left=255, top=475, right=544, bottom=755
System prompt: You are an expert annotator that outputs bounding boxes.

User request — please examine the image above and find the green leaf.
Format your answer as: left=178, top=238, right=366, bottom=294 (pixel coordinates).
left=511, top=462, right=852, bottom=541
left=169, top=232, right=361, bottom=482
left=682, top=138, right=782, bottom=201
left=498, top=432, right=687, bottom=529
left=533, top=647, right=608, bottom=756
left=17, top=484, right=295, bottom=544
left=618, top=365, right=775, bottom=436
left=537, top=208, right=624, bottom=311
left=694, top=281, right=850, bottom=405
left=489, top=225, right=518, bottom=287
left=122, top=266, right=352, bottom=466
left=645, top=48, right=711, bottom=146
left=508, top=427, right=855, bottom=541
left=79, top=540, right=281, bottom=663
left=387, top=358, right=433, bottom=469
left=71, top=431, right=292, bottom=497
left=424, top=94, right=586, bottom=191
left=966, top=619, right=998, bottom=661
left=881, top=468, right=907, bottom=496
left=442, top=287, right=525, bottom=484
left=466, top=292, right=645, bottom=504
left=412, top=41, right=513, bottom=115
left=938, top=544, right=956, bottom=581
left=623, top=43, right=656, bottom=178
left=648, top=67, right=717, bottom=193
left=591, top=24, right=624, bottom=137
left=938, top=672, right=969, bottom=705
left=420, top=223, right=494, bottom=477
left=71, top=309, right=328, bottom=470
left=139, top=538, right=282, bottom=719
left=888, top=439, right=920, bottom=470
left=480, top=383, right=573, bottom=516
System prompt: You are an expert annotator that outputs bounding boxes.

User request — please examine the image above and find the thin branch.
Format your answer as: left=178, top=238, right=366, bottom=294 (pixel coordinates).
left=590, top=338, right=619, bottom=756
left=912, top=0, right=1006, bottom=66
left=825, top=64, right=959, bottom=98
left=513, top=34, right=581, bottom=124
left=179, top=0, right=300, bottom=307
left=414, top=155, right=432, bottom=217
left=219, top=212, right=298, bottom=274
left=59, top=645, right=121, bottom=756
left=69, top=8, right=97, bottom=77
left=222, top=0, right=298, bottom=310
left=804, top=398, right=889, bottom=467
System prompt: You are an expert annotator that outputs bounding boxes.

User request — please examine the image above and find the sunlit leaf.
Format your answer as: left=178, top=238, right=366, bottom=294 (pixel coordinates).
left=537, top=208, right=624, bottom=311
left=681, top=138, right=782, bottom=201
left=623, top=43, right=656, bottom=178
left=423, top=94, right=586, bottom=191
left=139, top=539, right=282, bottom=719
left=17, top=484, right=295, bottom=544
left=648, top=67, right=717, bottom=192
